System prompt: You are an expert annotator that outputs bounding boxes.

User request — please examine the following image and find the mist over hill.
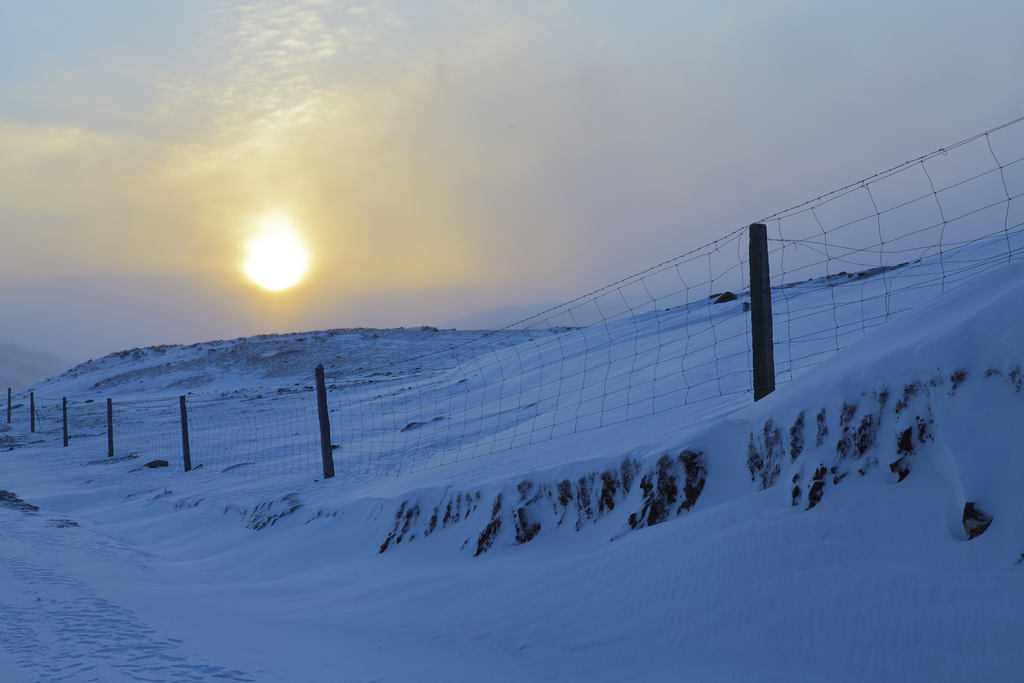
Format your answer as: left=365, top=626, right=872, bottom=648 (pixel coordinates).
left=0, top=343, right=68, bottom=392
left=444, top=302, right=558, bottom=330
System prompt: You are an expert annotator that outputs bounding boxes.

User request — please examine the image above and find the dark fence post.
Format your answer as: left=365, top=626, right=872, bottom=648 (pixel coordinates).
left=749, top=223, right=776, bottom=401
left=106, top=398, right=114, bottom=458
left=62, top=397, right=68, bottom=447
left=30, top=392, right=35, bottom=433
left=314, top=364, right=335, bottom=480
left=179, top=395, right=192, bottom=472
left=6, top=387, right=10, bottom=424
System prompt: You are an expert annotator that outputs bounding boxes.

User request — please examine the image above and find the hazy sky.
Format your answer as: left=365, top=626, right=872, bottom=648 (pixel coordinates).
left=2, top=0, right=1022, bottom=364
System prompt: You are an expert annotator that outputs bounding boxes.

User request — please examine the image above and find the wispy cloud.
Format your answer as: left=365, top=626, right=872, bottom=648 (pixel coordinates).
left=2, top=1, right=1022, bottom=361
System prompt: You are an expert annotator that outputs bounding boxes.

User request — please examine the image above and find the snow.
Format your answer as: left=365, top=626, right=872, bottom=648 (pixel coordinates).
left=3, top=241, right=1024, bottom=680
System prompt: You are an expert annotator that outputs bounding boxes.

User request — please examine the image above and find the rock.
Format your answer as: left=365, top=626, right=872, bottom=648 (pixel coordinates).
left=712, top=291, right=737, bottom=304
left=678, top=449, right=706, bottom=511
left=475, top=494, right=503, bottom=556
left=0, top=489, right=39, bottom=513
left=246, top=493, right=303, bottom=531
left=144, top=459, right=169, bottom=469
left=747, top=420, right=784, bottom=488
left=514, top=507, right=541, bottom=544
left=629, top=451, right=706, bottom=529
left=962, top=502, right=993, bottom=540
left=805, top=466, right=827, bottom=510
left=889, top=456, right=910, bottom=482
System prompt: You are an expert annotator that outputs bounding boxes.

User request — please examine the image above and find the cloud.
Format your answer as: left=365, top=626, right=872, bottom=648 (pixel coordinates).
left=2, top=0, right=1023, bottom=361
left=0, top=121, right=183, bottom=276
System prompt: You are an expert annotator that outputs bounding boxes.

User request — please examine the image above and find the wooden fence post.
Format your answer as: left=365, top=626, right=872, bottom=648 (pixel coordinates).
left=314, top=364, right=335, bottom=480
left=62, top=397, right=68, bottom=447
left=30, top=392, right=35, bottom=433
left=179, top=396, right=192, bottom=472
left=749, top=223, right=776, bottom=401
left=106, top=398, right=114, bottom=458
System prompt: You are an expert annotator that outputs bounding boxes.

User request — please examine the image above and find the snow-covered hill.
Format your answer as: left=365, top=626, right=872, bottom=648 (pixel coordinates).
left=2, top=248, right=1023, bottom=680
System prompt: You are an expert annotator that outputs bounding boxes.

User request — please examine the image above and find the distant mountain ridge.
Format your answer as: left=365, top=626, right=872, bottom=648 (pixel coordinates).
left=0, top=343, right=69, bottom=391
left=444, top=302, right=559, bottom=330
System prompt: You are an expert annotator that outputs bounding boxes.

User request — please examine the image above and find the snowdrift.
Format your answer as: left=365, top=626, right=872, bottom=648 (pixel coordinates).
left=2, top=250, right=1024, bottom=680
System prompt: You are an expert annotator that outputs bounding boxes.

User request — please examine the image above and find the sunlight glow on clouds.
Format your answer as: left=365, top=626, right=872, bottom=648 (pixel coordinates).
left=1, top=0, right=1022, bottom=362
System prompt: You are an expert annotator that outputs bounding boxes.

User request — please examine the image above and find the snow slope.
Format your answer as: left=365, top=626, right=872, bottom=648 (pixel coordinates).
left=2, top=253, right=1024, bottom=680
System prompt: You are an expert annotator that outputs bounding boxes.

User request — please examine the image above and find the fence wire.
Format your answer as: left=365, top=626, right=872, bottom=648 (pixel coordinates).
left=185, top=390, right=319, bottom=477
left=9, top=116, right=1024, bottom=481
left=764, top=115, right=1024, bottom=383
left=329, top=229, right=753, bottom=476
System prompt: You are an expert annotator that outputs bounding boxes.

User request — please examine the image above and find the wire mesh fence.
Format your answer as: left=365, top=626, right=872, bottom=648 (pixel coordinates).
left=113, top=397, right=181, bottom=466
left=63, top=399, right=106, bottom=443
left=329, top=228, right=754, bottom=476
left=327, top=116, right=1024, bottom=476
left=29, top=394, right=60, bottom=436
left=765, top=115, right=1024, bottom=383
left=184, top=390, right=320, bottom=477
left=7, top=116, right=1024, bottom=482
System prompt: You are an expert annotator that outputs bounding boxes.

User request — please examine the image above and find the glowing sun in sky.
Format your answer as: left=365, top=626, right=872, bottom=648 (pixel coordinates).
left=243, top=215, right=311, bottom=292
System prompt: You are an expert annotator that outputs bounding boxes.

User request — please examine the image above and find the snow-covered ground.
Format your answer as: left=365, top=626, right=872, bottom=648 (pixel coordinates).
left=3, top=235, right=1024, bottom=680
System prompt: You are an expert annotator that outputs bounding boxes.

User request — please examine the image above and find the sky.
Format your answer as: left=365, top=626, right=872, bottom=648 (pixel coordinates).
left=1, top=0, right=1023, bottom=366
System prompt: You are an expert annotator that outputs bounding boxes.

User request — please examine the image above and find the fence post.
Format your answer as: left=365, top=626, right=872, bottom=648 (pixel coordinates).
left=749, top=222, right=776, bottom=401
left=106, top=398, right=114, bottom=458
left=30, top=392, right=35, bottom=433
left=314, top=364, right=335, bottom=480
left=179, top=395, right=192, bottom=472
left=62, top=397, right=68, bottom=447
left=6, top=387, right=10, bottom=424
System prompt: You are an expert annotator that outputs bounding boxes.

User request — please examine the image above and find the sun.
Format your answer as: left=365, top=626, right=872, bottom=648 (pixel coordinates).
left=243, top=215, right=310, bottom=292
